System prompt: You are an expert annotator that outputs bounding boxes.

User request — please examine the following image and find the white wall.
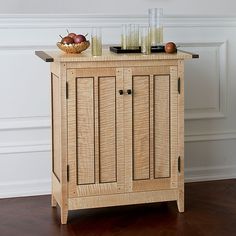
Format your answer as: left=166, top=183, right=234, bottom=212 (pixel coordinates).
left=1, top=0, right=236, bottom=15
left=0, top=1, right=236, bottom=198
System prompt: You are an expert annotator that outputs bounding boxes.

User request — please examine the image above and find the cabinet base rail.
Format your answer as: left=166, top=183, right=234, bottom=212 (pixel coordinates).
left=52, top=188, right=184, bottom=224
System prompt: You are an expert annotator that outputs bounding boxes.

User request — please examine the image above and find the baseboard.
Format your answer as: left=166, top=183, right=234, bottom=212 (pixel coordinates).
left=0, top=179, right=51, bottom=198
left=185, top=165, right=236, bottom=182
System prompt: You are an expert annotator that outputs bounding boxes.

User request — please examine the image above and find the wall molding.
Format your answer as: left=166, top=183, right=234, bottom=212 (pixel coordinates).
left=185, top=165, right=236, bottom=182
left=0, top=14, right=236, bottom=29
left=0, top=179, right=51, bottom=198
left=185, top=130, right=236, bottom=142
left=0, top=116, right=50, bottom=131
left=0, top=141, right=50, bottom=154
left=0, top=45, right=56, bottom=51
left=182, top=41, right=228, bottom=120
left=0, top=130, right=235, bottom=155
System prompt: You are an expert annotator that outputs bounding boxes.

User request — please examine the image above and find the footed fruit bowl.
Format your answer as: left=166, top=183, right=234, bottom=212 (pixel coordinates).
left=57, top=41, right=90, bottom=54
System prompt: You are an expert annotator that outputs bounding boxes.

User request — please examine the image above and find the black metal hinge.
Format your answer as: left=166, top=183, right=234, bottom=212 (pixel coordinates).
left=67, top=165, right=70, bottom=182
left=178, top=156, right=181, bottom=173
left=178, top=77, right=181, bottom=94
left=66, top=82, right=69, bottom=99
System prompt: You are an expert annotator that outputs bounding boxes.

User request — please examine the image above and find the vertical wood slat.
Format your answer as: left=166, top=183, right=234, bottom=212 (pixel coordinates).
left=51, top=74, right=61, bottom=181
left=149, top=75, right=154, bottom=180
left=124, top=68, right=133, bottom=192
left=99, top=77, right=117, bottom=183
left=77, top=78, right=95, bottom=185
left=94, top=77, right=100, bottom=184
left=154, top=75, right=170, bottom=178
left=116, top=68, right=125, bottom=191
left=177, top=60, right=185, bottom=211
left=67, top=69, right=77, bottom=197
left=170, top=66, right=178, bottom=188
left=132, top=76, right=150, bottom=180
left=59, top=63, right=69, bottom=224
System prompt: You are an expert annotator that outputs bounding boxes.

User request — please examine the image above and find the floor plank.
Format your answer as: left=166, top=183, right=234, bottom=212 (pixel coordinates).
left=0, top=179, right=236, bottom=236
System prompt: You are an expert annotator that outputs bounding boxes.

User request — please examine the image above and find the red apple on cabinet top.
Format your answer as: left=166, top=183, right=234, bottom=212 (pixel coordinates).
left=74, top=34, right=86, bottom=43
left=68, top=32, right=77, bottom=38
left=165, top=42, right=177, bottom=53
left=60, top=36, right=74, bottom=44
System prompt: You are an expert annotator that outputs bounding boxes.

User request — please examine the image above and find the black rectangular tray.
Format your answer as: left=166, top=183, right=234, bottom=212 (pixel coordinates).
left=110, top=46, right=165, bottom=54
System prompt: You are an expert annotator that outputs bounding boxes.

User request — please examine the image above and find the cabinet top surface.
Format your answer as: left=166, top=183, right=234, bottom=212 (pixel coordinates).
left=36, top=49, right=198, bottom=63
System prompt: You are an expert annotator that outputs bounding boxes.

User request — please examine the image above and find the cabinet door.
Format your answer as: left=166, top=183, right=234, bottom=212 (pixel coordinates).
left=124, top=66, right=179, bottom=192
left=67, top=68, right=125, bottom=197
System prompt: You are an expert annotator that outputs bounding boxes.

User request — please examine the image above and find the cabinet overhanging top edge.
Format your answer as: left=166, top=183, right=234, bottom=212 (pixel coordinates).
left=35, top=49, right=197, bottom=63
left=35, top=51, right=54, bottom=62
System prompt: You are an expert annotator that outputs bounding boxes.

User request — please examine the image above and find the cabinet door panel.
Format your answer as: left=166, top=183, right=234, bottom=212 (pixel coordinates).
left=125, top=66, right=178, bottom=192
left=132, top=76, right=150, bottom=180
left=99, top=77, right=117, bottom=183
left=154, top=75, right=170, bottom=178
left=67, top=68, right=124, bottom=197
left=77, top=78, right=95, bottom=185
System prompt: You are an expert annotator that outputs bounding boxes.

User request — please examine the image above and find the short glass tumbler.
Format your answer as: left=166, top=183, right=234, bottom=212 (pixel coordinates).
left=141, top=27, right=151, bottom=55
left=128, top=24, right=139, bottom=50
left=91, top=27, right=102, bottom=56
left=121, top=24, right=128, bottom=50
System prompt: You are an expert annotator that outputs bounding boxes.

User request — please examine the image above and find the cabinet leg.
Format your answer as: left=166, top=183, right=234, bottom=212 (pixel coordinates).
left=51, top=194, right=57, bottom=207
left=177, top=188, right=184, bottom=212
left=60, top=207, right=68, bottom=224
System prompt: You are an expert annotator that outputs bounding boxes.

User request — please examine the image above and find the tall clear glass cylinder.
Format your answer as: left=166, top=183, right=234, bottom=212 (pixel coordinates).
left=148, top=8, right=163, bottom=46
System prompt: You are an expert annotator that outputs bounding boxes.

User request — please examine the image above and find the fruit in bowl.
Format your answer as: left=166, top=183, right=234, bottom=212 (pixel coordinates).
left=60, top=36, right=74, bottom=45
left=74, top=34, right=86, bottom=44
left=57, top=30, right=90, bottom=54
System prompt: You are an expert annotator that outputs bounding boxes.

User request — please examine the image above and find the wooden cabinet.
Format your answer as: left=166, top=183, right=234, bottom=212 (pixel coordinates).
left=36, top=50, right=197, bottom=224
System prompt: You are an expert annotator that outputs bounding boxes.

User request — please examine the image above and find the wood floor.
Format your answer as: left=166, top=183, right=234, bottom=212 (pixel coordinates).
left=0, top=179, right=236, bottom=236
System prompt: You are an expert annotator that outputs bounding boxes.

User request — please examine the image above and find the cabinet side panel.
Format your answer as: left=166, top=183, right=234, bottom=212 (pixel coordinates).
left=99, top=77, right=117, bottom=183
left=51, top=73, right=61, bottom=181
left=77, top=78, right=95, bottom=184
left=154, top=75, right=170, bottom=178
left=132, top=76, right=150, bottom=180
